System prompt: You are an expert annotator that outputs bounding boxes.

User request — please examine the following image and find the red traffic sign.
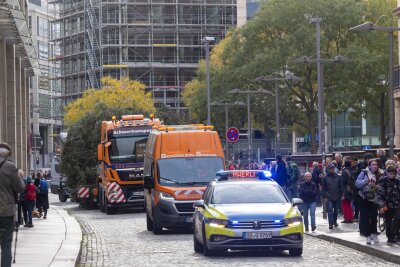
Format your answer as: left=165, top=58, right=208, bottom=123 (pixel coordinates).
left=226, top=127, right=240, bottom=143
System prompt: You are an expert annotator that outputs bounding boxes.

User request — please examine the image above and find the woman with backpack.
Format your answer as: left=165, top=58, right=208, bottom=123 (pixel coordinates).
left=25, top=176, right=37, bottom=228
left=356, top=159, right=381, bottom=244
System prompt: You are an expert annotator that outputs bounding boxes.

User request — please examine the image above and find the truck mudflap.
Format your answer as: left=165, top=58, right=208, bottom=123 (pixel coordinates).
left=77, top=185, right=98, bottom=209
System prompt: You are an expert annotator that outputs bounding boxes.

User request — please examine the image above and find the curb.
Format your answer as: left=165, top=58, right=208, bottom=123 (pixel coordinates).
left=49, top=206, right=82, bottom=267
left=305, top=232, right=400, bottom=265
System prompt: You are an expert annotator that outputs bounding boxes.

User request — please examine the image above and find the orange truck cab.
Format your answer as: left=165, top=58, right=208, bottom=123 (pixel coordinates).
left=143, top=125, right=225, bottom=234
left=97, top=114, right=162, bottom=214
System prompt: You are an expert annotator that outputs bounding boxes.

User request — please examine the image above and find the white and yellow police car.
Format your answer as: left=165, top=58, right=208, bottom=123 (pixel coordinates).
left=193, top=170, right=304, bottom=256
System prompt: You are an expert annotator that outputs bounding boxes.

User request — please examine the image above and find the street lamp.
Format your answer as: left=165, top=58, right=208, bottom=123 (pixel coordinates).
left=291, top=17, right=352, bottom=165
left=211, top=101, right=246, bottom=159
left=202, top=36, right=216, bottom=125
left=349, top=21, right=400, bottom=159
left=252, top=74, right=302, bottom=155
left=228, top=87, right=273, bottom=167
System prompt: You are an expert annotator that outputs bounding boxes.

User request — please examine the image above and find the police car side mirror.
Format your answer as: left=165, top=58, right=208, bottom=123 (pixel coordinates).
left=193, top=200, right=205, bottom=209
left=292, top=198, right=303, bottom=207
left=143, top=175, right=154, bottom=189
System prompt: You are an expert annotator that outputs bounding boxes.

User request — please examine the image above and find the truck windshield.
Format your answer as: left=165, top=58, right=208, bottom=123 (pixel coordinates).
left=108, top=135, right=147, bottom=163
left=157, top=157, right=224, bottom=185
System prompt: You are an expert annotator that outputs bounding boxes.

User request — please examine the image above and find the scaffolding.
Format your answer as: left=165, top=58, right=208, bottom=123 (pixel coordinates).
left=49, top=0, right=237, bottom=111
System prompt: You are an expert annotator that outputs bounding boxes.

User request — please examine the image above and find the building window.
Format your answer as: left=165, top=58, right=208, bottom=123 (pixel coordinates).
left=28, top=0, right=41, bottom=7
left=37, top=17, right=48, bottom=38
left=38, top=41, right=48, bottom=60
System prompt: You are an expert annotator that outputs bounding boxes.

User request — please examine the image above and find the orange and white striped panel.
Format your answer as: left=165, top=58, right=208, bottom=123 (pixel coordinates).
left=107, top=182, right=126, bottom=204
left=78, top=187, right=90, bottom=198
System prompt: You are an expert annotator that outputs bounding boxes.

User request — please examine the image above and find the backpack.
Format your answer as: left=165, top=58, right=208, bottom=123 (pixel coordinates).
left=26, top=184, right=36, bottom=201
left=288, top=161, right=300, bottom=184
left=39, top=179, right=48, bottom=194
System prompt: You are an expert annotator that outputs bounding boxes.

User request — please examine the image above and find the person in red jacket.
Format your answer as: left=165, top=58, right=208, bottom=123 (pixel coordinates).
left=25, top=176, right=37, bottom=228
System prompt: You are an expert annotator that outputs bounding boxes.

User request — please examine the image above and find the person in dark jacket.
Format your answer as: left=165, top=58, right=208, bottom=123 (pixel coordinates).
left=341, top=157, right=354, bottom=223
left=299, top=172, right=318, bottom=232
left=356, top=159, right=381, bottom=244
left=376, top=165, right=400, bottom=244
left=312, top=162, right=322, bottom=206
left=323, top=164, right=344, bottom=229
left=0, top=143, right=25, bottom=267
left=274, top=154, right=288, bottom=189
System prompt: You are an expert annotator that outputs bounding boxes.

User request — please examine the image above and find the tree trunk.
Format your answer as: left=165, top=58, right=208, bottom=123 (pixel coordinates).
left=380, top=92, right=387, bottom=147
left=264, top=123, right=273, bottom=158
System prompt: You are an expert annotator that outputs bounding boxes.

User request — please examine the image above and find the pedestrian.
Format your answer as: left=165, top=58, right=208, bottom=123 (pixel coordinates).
left=376, top=165, right=400, bottom=244
left=299, top=172, right=318, bottom=232
left=0, top=143, right=25, bottom=267
left=25, top=176, right=37, bottom=228
left=275, top=154, right=288, bottom=190
left=269, top=161, right=277, bottom=179
left=341, top=157, right=354, bottom=223
left=286, top=155, right=300, bottom=199
left=37, top=176, right=49, bottom=219
left=228, top=162, right=235, bottom=170
left=311, top=162, right=322, bottom=206
left=17, top=177, right=28, bottom=226
left=323, top=164, right=344, bottom=229
left=384, top=160, right=396, bottom=174
left=356, top=159, right=381, bottom=244
left=335, top=153, right=343, bottom=172
left=377, top=149, right=387, bottom=169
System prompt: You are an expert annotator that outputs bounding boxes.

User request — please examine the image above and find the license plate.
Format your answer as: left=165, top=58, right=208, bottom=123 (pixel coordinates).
left=243, top=232, right=272, bottom=239
left=186, top=217, right=193, bottom=223
left=132, top=191, right=144, bottom=196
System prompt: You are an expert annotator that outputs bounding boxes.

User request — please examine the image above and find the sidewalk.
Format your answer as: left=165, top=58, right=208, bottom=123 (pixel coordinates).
left=12, top=195, right=82, bottom=267
left=305, top=206, right=400, bottom=264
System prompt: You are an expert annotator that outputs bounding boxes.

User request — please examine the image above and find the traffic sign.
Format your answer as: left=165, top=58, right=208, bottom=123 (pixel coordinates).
left=226, top=127, right=239, bottom=143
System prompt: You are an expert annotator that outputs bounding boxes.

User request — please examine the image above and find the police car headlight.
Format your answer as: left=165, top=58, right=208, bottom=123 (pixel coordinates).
left=284, top=216, right=303, bottom=227
left=158, top=191, right=174, bottom=200
left=208, top=218, right=229, bottom=228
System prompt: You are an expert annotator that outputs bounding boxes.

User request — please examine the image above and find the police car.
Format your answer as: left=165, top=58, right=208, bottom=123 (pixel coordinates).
left=193, top=170, right=304, bottom=256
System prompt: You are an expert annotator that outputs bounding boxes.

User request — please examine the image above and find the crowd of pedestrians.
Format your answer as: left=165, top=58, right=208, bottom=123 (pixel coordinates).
left=229, top=149, right=400, bottom=245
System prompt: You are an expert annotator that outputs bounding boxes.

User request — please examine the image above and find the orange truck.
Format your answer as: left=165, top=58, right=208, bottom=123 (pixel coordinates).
left=143, top=125, right=225, bottom=234
left=95, top=114, right=162, bottom=214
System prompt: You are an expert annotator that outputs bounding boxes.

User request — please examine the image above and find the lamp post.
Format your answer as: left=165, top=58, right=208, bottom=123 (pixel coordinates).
left=228, top=87, right=273, bottom=168
left=253, top=74, right=302, bottom=155
left=349, top=22, right=399, bottom=159
left=292, top=18, right=352, bottom=165
left=202, top=36, right=216, bottom=125
left=211, top=101, right=246, bottom=159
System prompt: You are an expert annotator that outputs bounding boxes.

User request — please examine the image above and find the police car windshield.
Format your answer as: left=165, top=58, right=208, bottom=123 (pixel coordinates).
left=211, top=183, right=287, bottom=204
left=157, top=157, right=224, bottom=185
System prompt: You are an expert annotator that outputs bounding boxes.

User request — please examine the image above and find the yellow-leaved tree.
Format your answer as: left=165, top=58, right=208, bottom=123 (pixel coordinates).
left=64, top=77, right=155, bottom=125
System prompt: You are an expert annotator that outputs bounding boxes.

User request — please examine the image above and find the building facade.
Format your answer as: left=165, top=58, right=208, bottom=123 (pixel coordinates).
left=28, top=0, right=62, bottom=169
left=49, top=0, right=237, bottom=113
left=0, top=0, right=37, bottom=172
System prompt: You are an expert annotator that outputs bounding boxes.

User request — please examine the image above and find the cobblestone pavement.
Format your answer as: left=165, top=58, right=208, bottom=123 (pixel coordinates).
left=50, top=197, right=397, bottom=267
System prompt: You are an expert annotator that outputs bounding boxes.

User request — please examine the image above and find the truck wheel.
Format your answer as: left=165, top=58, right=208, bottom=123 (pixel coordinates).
left=99, top=190, right=105, bottom=213
left=105, top=197, right=115, bottom=215
left=152, top=208, right=163, bottom=235
left=146, top=212, right=153, bottom=231
left=289, top=247, right=303, bottom=256
left=59, top=190, right=67, bottom=202
left=202, top=223, right=214, bottom=256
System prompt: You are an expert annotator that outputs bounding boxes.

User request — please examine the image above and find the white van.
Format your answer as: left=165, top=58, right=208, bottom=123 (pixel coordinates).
left=50, top=156, right=65, bottom=194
